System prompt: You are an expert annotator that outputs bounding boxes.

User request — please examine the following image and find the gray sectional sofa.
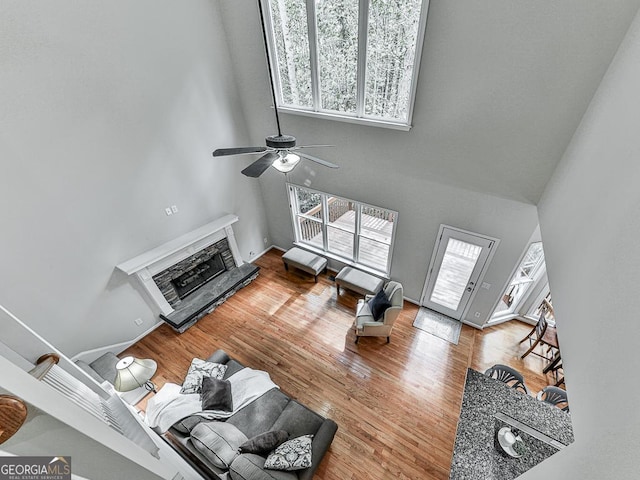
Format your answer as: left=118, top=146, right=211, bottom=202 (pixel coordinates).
left=164, top=349, right=338, bottom=480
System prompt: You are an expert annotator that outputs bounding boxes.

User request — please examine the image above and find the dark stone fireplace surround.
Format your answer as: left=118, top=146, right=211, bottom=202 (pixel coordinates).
left=153, top=238, right=259, bottom=333
left=153, top=239, right=236, bottom=307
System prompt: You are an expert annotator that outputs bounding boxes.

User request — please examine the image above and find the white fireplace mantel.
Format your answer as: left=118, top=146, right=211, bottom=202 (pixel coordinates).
left=116, top=214, right=243, bottom=315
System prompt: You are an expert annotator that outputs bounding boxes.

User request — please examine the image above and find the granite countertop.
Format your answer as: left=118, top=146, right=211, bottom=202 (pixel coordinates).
left=449, top=369, right=574, bottom=480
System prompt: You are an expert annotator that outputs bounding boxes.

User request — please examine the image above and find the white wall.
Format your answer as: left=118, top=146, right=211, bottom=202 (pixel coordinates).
left=261, top=166, right=539, bottom=327
left=524, top=7, right=640, bottom=479
left=0, top=0, right=270, bottom=356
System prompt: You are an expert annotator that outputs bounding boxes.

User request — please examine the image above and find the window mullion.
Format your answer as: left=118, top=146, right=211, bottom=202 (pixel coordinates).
left=354, top=204, right=362, bottom=263
left=356, top=0, right=369, bottom=118
left=288, top=185, right=301, bottom=242
left=306, top=0, right=321, bottom=111
left=321, top=194, right=329, bottom=252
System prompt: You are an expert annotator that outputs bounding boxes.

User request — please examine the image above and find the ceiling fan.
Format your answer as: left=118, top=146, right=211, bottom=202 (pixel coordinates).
left=212, top=1, right=339, bottom=178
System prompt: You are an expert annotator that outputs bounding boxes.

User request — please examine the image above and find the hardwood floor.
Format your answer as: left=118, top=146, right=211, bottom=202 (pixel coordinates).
left=123, top=249, right=559, bottom=479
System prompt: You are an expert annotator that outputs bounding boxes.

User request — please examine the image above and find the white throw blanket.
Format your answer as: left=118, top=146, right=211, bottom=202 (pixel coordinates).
left=145, top=367, right=278, bottom=433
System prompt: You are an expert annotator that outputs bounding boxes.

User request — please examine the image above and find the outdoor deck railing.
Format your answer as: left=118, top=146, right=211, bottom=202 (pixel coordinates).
left=298, top=198, right=394, bottom=242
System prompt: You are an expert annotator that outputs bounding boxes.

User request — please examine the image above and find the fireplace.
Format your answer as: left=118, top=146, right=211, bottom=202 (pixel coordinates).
left=116, top=214, right=260, bottom=332
left=152, top=238, right=237, bottom=308
left=171, top=253, right=226, bottom=300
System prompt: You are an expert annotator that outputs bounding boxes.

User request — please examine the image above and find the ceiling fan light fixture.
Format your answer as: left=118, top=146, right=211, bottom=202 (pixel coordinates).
left=272, top=152, right=301, bottom=173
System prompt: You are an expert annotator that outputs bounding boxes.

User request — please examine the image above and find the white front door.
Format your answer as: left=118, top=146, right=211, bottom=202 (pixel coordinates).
left=422, top=226, right=497, bottom=320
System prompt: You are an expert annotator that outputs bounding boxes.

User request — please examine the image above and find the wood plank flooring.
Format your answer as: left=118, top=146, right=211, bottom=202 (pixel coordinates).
left=123, top=249, right=558, bottom=480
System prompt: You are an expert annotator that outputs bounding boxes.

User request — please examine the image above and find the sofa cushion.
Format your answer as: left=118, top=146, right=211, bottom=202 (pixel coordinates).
left=230, top=454, right=297, bottom=480
left=172, top=415, right=207, bottom=434
left=180, top=358, right=227, bottom=394
left=201, top=377, right=233, bottom=412
left=190, top=421, right=247, bottom=469
left=264, top=435, right=314, bottom=471
left=239, top=430, right=289, bottom=455
left=368, top=288, right=392, bottom=321
left=226, top=388, right=290, bottom=439
left=269, top=401, right=324, bottom=439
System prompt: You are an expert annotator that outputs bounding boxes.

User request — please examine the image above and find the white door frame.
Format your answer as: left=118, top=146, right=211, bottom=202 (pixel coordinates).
left=420, top=225, right=500, bottom=320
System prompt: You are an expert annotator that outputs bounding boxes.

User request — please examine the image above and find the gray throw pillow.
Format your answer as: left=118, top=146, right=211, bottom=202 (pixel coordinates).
left=180, top=358, right=227, bottom=394
left=201, top=376, right=233, bottom=412
left=190, top=421, right=248, bottom=469
left=264, top=434, right=313, bottom=471
left=239, top=430, right=289, bottom=455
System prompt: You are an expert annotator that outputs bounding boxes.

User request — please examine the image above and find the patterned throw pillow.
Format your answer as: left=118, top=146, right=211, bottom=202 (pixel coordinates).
left=180, top=358, right=227, bottom=394
left=264, top=434, right=314, bottom=471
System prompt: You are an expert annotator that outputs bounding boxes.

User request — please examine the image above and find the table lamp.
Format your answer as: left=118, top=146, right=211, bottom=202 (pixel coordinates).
left=114, top=356, right=158, bottom=393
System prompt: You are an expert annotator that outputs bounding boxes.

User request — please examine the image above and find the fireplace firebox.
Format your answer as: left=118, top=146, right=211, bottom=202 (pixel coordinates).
left=171, top=254, right=226, bottom=300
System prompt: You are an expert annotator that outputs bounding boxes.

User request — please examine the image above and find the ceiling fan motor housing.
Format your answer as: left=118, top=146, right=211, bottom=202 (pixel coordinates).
left=266, top=134, right=296, bottom=149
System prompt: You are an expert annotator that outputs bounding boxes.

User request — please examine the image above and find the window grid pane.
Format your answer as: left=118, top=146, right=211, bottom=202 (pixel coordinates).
left=297, top=216, right=324, bottom=248
left=316, top=0, right=359, bottom=113
left=327, top=197, right=356, bottom=232
left=269, top=0, right=313, bottom=108
left=364, top=0, right=423, bottom=121
left=360, top=207, right=395, bottom=245
left=358, top=237, right=390, bottom=272
left=295, top=189, right=323, bottom=219
left=327, top=225, right=355, bottom=259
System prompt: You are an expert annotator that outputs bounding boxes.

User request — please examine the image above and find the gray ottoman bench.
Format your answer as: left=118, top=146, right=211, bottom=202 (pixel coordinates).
left=335, top=266, right=384, bottom=296
left=282, top=247, right=328, bottom=282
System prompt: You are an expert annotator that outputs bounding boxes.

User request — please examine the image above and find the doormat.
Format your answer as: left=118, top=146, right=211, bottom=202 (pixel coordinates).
left=413, top=307, right=462, bottom=345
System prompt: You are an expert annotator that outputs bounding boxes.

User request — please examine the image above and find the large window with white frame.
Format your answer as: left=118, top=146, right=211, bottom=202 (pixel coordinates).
left=263, top=0, right=429, bottom=129
left=288, top=184, right=397, bottom=274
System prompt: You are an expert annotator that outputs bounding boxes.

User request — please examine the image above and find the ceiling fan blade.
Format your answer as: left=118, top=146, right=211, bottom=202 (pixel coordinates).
left=213, top=146, right=268, bottom=157
left=241, top=152, right=279, bottom=177
left=292, top=144, right=335, bottom=150
left=297, top=152, right=339, bottom=169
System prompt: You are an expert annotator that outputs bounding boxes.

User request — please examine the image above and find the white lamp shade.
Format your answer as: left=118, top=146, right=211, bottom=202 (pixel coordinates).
left=114, top=356, right=157, bottom=392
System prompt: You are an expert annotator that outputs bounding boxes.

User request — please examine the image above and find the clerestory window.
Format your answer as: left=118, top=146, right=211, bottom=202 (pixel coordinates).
left=288, top=184, right=398, bottom=275
left=263, top=0, right=429, bottom=129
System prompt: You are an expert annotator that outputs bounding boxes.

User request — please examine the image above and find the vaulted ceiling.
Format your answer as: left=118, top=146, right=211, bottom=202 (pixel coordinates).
left=219, top=0, right=640, bottom=204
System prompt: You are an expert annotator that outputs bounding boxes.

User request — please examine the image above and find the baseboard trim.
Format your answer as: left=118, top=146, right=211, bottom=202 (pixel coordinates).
left=462, top=319, right=484, bottom=330
left=247, top=245, right=278, bottom=263
left=71, top=321, right=163, bottom=363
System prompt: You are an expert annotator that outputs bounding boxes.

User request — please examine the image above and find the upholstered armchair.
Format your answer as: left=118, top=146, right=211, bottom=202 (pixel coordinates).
left=354, top=281, right=403, bottom=343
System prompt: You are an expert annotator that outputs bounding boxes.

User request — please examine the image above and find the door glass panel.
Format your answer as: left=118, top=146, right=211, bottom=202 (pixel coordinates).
left=429, top=238, right=482, bottom=310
